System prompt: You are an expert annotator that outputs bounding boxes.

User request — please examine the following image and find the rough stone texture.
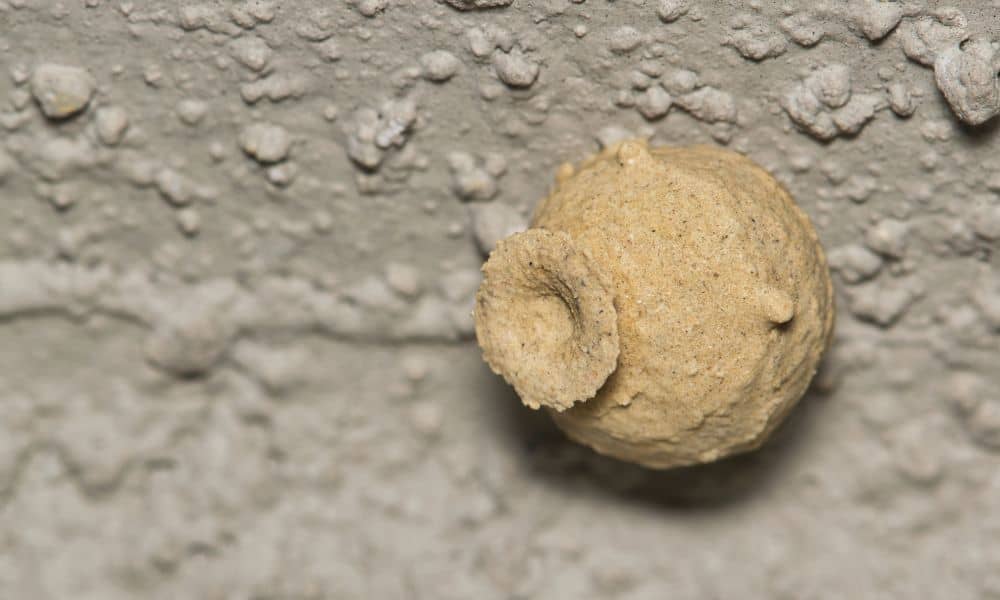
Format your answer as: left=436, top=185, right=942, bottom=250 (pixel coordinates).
left=29, top=63, right=96, bottom=119
left=239, top=122, right=292, bottom=164
left=1, top=1, right=1000, bottom=598
left=476, top=141, right=834, bottom=468
left=934, top=37, right=1000, bottom=126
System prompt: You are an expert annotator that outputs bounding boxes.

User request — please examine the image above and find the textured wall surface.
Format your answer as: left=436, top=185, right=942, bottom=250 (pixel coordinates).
left=1, top=1, right=999, bottom=598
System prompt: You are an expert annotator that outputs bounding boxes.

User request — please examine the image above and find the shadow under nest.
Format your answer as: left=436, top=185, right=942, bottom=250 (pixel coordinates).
left=479, top=361, right=834, bottom=511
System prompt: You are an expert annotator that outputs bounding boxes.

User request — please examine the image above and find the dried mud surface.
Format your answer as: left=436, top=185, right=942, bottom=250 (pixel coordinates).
left=1, top=1, right=999, bottom=598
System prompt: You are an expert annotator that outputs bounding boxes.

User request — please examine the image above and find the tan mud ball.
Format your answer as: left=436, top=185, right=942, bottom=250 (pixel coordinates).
left=474, top=139, right=835, bottom=469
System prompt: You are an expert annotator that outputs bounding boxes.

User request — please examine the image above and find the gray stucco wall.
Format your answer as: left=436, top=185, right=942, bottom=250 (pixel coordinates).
left=1, top=1, right=999, bottom=598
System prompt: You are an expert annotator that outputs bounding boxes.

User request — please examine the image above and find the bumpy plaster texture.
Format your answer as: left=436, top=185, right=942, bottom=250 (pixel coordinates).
left=1, top=1, right=1000, bottom=598
left=476, top=140, right=835, bottom=468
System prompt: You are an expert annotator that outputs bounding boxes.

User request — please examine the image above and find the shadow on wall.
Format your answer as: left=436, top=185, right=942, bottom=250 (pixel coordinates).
left=479, top=359, right=836, bottom=511
left=955, top=113, right=1000, bottom=146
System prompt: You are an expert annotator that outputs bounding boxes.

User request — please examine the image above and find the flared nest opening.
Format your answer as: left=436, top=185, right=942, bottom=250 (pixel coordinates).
left=474, top=228, right=620, bottom=412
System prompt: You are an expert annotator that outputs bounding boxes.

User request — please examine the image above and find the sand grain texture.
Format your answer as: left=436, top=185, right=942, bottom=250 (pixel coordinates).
left=476, top=140, right=835, bottom=468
